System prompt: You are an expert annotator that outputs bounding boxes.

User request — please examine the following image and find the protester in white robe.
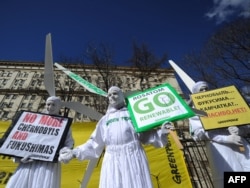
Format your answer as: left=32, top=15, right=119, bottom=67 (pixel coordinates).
left=6, top=96, right=74, bottom=188
left=59, top=86, right=170, bottom=188
left=189, top=81, right=250, bottom=188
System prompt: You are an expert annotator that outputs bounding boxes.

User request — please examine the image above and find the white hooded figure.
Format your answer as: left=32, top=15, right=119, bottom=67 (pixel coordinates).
left=59, top=86, right=170, bottom=188
left=189, top=81, right=250, bottom=188
left=6, top=96, right=74, bottom=188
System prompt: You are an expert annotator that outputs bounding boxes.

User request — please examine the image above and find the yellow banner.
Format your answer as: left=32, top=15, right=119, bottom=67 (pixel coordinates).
left=191, top=85, right=250, bottom=130
left=0, top=121, right=191, bottom=188
left=161, top=131, right=192, bottom=188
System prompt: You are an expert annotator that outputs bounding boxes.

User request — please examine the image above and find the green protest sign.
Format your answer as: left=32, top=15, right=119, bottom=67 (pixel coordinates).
left=126, top=83, right=195, bottom=132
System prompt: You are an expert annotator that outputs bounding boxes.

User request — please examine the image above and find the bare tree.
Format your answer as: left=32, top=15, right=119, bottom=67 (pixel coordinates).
left=183, top=18, right=250, bottom=89
left=84, top=42, right=122, bottom=113
left=128, top=42, right=167, bottom=90
left=85, top=42, right=121, bottom=90
left=205, top=18, right=250, bottom=85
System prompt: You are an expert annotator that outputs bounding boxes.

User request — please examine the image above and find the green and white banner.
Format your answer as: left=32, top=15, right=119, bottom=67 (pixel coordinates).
left=54, top=63, right=108, bottom=97
left=126, top=83, right=195, bottom=132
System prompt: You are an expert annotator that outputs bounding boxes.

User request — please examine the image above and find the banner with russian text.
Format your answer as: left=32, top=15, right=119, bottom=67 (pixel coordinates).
left=191, top=85, right=250, bottom=130
left=0, top=111, right=72, bottom=162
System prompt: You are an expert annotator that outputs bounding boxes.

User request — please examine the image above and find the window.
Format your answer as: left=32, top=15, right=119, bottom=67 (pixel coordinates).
left=8, top=102, right=13, bottom=108
left=3, top=79, right=7, bottom=85
left=7, top=72, right=12, bottom=77
left=78, top=96, right=83, bottom=102
left=37, top=80, right=42, bottom=86
left=24, top=95, right=29, bottom=100
left=76, top=112, right=82, bottom=120
left=14, top=80, right=19, bottom=85
left=5, top=94, right=11, bottom=99
left=34, top=73, right=40, bottom=78
left=20, top=80, right=25, bottom=85
left=85, top=96, right=90, bottom=102
left=2, top=111, right=9, bottom=119
left=2, top=72, right=8, bottom=77
left=31, top=80, right=36, bottom=86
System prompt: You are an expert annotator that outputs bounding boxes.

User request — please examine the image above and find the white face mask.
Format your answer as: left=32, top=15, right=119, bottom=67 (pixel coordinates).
left=199, top=85, right=208, bottom=92
left=192, top=81, right=209, bottom=93
left=108, top=87, right=125, bottom=109
left=46, top=100, right=60, bottom=115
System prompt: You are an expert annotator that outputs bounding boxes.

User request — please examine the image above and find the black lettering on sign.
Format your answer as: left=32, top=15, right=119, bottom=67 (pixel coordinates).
left=0, top=171, right=13, bottom=185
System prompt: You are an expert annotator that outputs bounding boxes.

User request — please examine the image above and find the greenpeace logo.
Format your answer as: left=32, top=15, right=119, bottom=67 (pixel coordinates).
left=0, top=171, right=12, bottom=185
left=218, top=118, right=238, bottom=124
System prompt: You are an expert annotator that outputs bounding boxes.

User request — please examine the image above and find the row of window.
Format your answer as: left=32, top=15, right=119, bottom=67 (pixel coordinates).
left=4, top=94, right=36, bottom=100
left=0, top=69, right=161, bottom=91
left=0, top=101, right=35, bottom=109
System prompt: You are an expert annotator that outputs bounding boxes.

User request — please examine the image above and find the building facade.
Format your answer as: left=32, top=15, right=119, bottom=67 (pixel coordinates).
left=0, top=60, right=183, bottom=122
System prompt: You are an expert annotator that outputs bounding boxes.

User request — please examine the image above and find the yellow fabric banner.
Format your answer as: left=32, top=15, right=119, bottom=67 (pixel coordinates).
left=162, top=131, right=192, bottom=188
left=0, top=121, right=191, bottom=188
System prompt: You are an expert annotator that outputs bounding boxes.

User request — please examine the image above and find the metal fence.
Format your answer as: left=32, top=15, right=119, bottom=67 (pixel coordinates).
left=175, top=122, right=214, bottom=188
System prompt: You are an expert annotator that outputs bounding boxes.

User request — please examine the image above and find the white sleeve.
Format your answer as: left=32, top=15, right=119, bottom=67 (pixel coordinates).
left=189, top=116, right=209, bottom=141
left=198, top=128, right=233, bottom=144
left=73, top=121, right=105, bottom=160
left=138, top=128, right=168, bottom=148
left=63, top=128, right=74, bottom=149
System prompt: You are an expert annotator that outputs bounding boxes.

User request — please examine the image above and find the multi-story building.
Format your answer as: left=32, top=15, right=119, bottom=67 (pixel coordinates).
left=0, top=60, right=182, bottom=122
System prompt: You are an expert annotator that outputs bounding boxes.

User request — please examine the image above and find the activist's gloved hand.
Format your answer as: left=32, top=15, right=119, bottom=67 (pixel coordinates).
left=228, top=126, right=239, bottom=135
left=58, top=147, right=74, bottom=164
left=224, top=134, right=243, bottom=146
left=161, top=122, right=175, bottom=134
left=21, top=155, right=34, bottom=163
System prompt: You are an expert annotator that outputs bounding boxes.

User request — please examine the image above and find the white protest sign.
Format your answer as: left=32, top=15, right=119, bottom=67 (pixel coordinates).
left=126, top=83, right=195, bottom=132
left=0, top=111, right=72, bottom=162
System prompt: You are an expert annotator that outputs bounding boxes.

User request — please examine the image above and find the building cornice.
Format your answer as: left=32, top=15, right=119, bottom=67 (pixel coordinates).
left=0, top=60, right=174, bottom=73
